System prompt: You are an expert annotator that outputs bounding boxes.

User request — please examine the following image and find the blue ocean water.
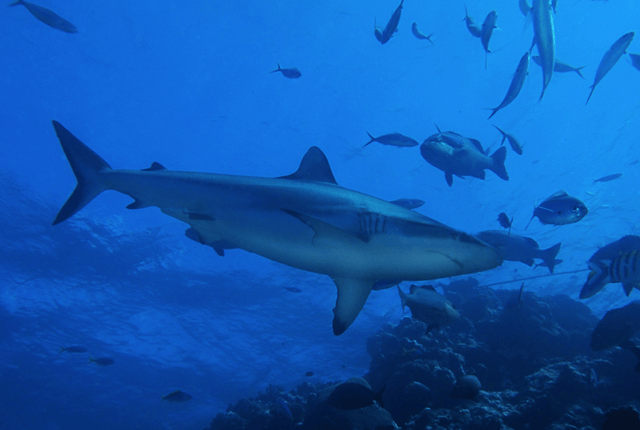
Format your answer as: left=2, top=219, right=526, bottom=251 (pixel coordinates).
left=1, top=0, right=639, bottom=429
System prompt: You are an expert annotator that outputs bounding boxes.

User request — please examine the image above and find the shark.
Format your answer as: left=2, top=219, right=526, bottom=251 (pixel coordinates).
left=51, top=121, right=503, bottom=335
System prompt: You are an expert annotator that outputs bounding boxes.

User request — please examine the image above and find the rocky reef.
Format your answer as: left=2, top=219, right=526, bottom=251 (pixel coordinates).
left=207, top=278, right=640, bottom=430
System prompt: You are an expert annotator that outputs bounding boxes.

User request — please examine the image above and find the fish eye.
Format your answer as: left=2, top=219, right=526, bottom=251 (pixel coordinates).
left=571, top=206, right=581, bottom=213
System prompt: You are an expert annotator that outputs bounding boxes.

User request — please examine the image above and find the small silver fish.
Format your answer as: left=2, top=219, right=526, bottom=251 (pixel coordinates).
left=531, top=56, right=585, bottom=79
left=487, top=52, right=530, bottom=119
left=462, top=5, right=482, bottom=38
left=587, top=32, right=635, bottom=104
left=531, top=0, right=555, bottom=100
left=411, top=23, right=433, bottom=43
left=525, top=190, right=588, bottom=229
left=493, top=125, right=524, bottom=155
left=364, top=132, right=418, bottom=148
left=375, top=0, right=404, bottom=45
left=9, top=0, right=77, bottom=33
left=270, top=63, right=301, bottom=79
left=593, top=173, right=622, bottom=183
left=480, top=11, right=498, bottom=69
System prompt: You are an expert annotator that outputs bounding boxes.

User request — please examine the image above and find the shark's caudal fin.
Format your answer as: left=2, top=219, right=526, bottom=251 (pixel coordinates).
left=51, top=121, right=112, bottom=225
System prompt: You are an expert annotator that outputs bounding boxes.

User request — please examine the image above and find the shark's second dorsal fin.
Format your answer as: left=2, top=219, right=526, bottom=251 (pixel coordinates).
left=142, top=162, right=167, bottom=171
left=279, top=147, right=337, bottom=184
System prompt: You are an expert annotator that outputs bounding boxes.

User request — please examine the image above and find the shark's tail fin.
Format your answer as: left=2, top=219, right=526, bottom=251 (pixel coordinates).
left=8, top=0, right=24, bottom=7
left=540, top=243, right=561, bottom=273
left=489, top=146, right=509, bottom=181
left=52, top=121, right=112, bottom=225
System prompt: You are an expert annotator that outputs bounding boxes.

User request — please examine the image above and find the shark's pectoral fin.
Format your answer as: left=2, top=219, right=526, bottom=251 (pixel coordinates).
left=445, top=172, right=453, bottom=187
left=332, top=278, right=374, bottom=335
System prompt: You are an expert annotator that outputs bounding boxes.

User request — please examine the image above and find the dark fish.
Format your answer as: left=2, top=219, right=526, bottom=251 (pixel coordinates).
left=276, top=399, right=293, bottom=421
left=390, top=198, right=425, bottom=210
left=531, top=0, right=555, bottom=100
left=9, top=0, right=77, bottom=33
left=580, top=235, right=640, bottom=299
left=487, top=52, right=530, bottom=119
left=593, top=173, right=622, bottom=183
left=89, top=357, right=115, bottom=366
left=519, top=0, right=532, bottom=16
left=398, top=284, right=459, bottom=333
left=411, top=23, right=433, bottom=43
left=162, top=390, right=192, bottom=402
left=375, top=0, right=403, bottom=45
left=480, top=11, right=498, bottom=69
left=505, top=282, right=526, bottom=310
left=420, top=129, right=508, bottom=186
left=60, top=345, right=88, bottom=353
left=493, top=125, right=524, bottom=155
left=525, top=191, right=588, bottom=229
left=364, top=132, right=418, bottom=148
left=630, top=53, right=640, bottom=71
left=591, top=301, right=640, bottom=357
left=476, top=230, right=561, bottom=273
left=451, top=374, right=481, bottom=399
left=587, top=32, right=635, bottom=104
left=462, top=5, right=482, bottom=38
left=587, top=250, right=640, bottom=297
left=270, top=63, right=301, bottom=79
left=497, top=212, right=513, bottom=230
left=531, top=56, right=586, bottom=78
left=305, top=371, right=314, bottom=377
left=326, top=380, right=385, bottom=410
left=283, top=286, right=302, bottom=293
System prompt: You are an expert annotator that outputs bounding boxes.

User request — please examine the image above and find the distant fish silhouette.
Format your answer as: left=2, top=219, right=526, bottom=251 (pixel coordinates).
left=531, top=56, right=586, bottom=79
left=375, top=0, right=404, bottom=44
left=364, top=131, right=418, bottom=148
left=59, top=345, right=88, bottom=354
left=493, top=125, right=524, bottom=155
left=162, top=390, right=192, bottom=402
left=531, top=0, right=555, bottom=100
left=487, top=52, right=530, bottom=119
left=89, top=357, right=115, bottom=366
left=480, top=11, right=497, bottom=69
left=9, top=0, right=77, bottom=33
left=283, top=286, right=302, bottom=293
left=270, top=63, right=301, bottom=79
left=462, top=5, right=482, bottom=38
left=411, top=23, right=433, bottom=43
left=586, top=32, right=635, bottom=104
left=593, top=173, right=622, bottom=183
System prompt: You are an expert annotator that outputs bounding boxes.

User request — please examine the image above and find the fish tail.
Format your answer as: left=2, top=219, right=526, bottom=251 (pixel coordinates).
left=363, top=131, right=375, bottom=147
left=427, top=33, right=434, bottom=44
left=270, top=63, right=281, bottom=73
left=574, top=66, right=586, bottom=79
left=487, top=108, right=499, bottom=120
left=88, top=356, right=94, bottom=363
left=8, top=0, right=23, bottom=6
left=59, top=347, right=65, bottom=354
left=540, top=243, right=561, bottom=273
left=586, top=260, right=610, bottom=286
left=586, top=85, right=596, bottom=105
left=489, top=146, right=508, bottom=181
left=51, top=121, right=112, bottom=226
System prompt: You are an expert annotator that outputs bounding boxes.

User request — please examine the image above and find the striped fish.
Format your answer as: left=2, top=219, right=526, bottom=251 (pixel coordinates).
left=587, top=250, right=640, bottom=297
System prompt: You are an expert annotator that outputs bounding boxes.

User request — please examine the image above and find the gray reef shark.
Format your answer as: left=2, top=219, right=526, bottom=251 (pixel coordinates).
left=51, top=121, right=503, bottom=335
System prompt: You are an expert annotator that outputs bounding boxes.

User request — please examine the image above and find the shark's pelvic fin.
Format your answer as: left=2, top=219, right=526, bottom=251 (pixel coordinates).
left=142, top=162, right=167, bottom=171
left=52, top=121, right=112, bottom=225
left=279, top=147, right=338, bottom=184
left=332, top=278, right=374, bottom=335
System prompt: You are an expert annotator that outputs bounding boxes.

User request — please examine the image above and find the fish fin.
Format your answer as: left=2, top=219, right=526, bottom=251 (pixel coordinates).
left=523, top=258, right=535, bottom=266
left=622, top=283, right=640, bottom=297
left=540, top=243, right=562, bottom=273
left=524, top=214, right=535, bottom=230
left=398, top=286, right=407, bottom=312
left=142, top=162, right=166, bottom=171
left=279, top=147, right=338, bottom=184
left=283, top=209, right=369, bottom=243
left=409, top=284, right=418, bottom=294
left=51, top=121, right=112, bottom=225
left=586, top=85, right=596, bottom=105
left=445, top=171, right=454, bottom=187
left=574, top=66, right=586, bottom=79
left=374, top=385, right=386, bottom=408
left=213, top=247, right=225, bottom=257
left=545, top=190, right=568, bottom=200
left=489, top=146, right=509, bottom=181
left=419, top=285, right=437, bottom=292
left=469, top=138, right=484, bottom=153
left=493, top=125, right=507, bottom=144
left=332, top=278, right=374, bottom=335
left=364, top=131, right=375, bottom=147
left=487, top=107, right=500, bottom=120
left=8, top=0, right=23, bottom=6
left=390, top=199, right=424, bottom=209
left=126, top=199, right=152, bottom=210
left=184, top=228, right=205, bottom=244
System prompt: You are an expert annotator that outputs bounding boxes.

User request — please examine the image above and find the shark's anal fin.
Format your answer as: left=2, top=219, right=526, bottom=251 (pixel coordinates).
left=332, top=278, right=374, bottom=336
left=184, top=227, right=233, bottom=257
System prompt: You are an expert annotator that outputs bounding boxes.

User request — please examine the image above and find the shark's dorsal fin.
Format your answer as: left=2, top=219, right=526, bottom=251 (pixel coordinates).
left=280, top=147, right=338, bottom=184
left=142, top=162, right=167, bottom=171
